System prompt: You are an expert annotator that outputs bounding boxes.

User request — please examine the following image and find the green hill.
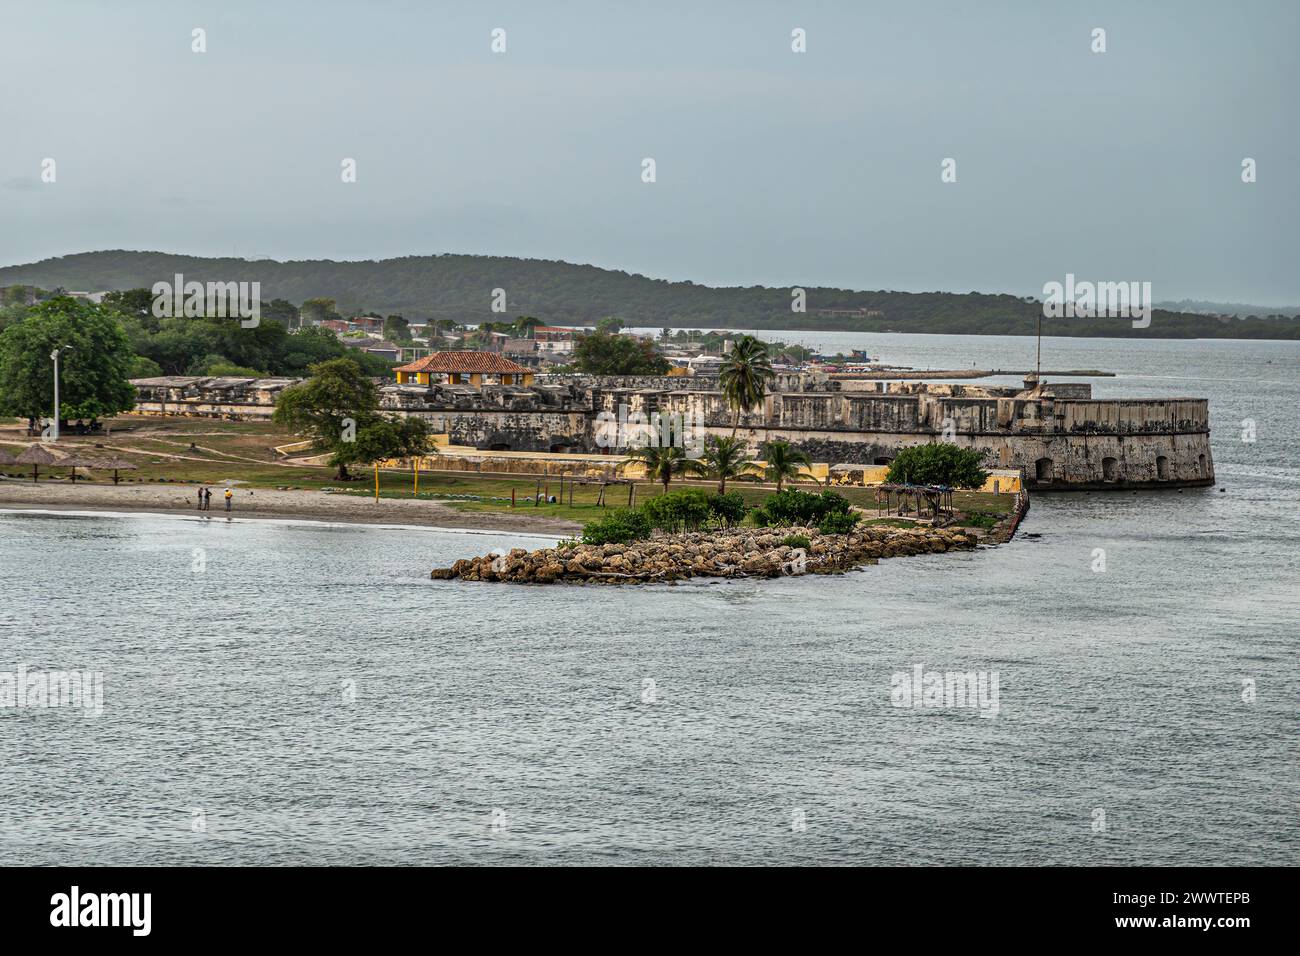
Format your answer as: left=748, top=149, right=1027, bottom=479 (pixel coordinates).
left=2, top=250, right=1297, bottom=339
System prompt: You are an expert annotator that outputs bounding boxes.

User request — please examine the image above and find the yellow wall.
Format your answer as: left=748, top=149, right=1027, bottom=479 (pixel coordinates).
left=830, top=465, right=1021, bottom=493
left=400, top=370, right=534, bottom=387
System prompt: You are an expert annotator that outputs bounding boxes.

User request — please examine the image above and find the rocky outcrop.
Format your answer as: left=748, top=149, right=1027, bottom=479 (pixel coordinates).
left=431, top=525, right=980, bottom=585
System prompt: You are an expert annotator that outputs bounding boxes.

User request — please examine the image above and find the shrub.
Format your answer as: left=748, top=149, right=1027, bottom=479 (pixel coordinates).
left=816, top=511, right=861, bottom=535
left=706, top=491, right=748, bottom=527
left=961, top=511, right=999, bottom=529
left=582, top=508, right=652, bottom=545
left=760, top=488, right=853, bottom=526
left=782, top=533, right=811, bottom=550
left=886, top=443, right=989, bottom=489
left=641, top=489, right=711, bottom=533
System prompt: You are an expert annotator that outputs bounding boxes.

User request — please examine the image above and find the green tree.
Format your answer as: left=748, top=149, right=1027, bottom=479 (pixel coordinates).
left=699, top=434, right=753, bottom=494
left=513, top=315, right=544, bottom=338
left=126, top=355, right=164, bottom=378
left=595, top=316, right=624, bottom=334
left=719, top=335, right=775, bottom=435
left=620, top=443, right=703, bottom=493
left=886, top=443, right=989, bottom=489
left=383, top=315, right=411, bottom=341
left=262, top=298, right=301, bottom=328
left=760, top=440, right=814, bottom=492
left=573, top=331, right=669, bottom=375
left=340, top=414, right=433, bottom=474
left=300, top=297, right=339, bottom=325
left=273, top=357, right=379, bottom=479
left=100, top=288, right=157, bottom=324
left=0, top=296, right=137, bottom=430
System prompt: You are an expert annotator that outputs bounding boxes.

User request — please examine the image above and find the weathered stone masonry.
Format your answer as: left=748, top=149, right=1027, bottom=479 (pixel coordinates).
left=130, top=374, right=1215, bottom=490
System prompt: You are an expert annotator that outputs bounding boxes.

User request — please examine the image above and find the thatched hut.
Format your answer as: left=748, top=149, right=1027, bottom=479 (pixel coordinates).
left=15, top=443, right=70, bottom=482
left=91, top=455, right=138, bottom=485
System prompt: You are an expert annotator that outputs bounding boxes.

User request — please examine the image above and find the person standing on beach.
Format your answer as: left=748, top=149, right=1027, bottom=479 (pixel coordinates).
left=224, top=488, right=233, bottom=512
left=203, top=487, right=212, bottom=511
left=198, top=487, right=205, bottom=510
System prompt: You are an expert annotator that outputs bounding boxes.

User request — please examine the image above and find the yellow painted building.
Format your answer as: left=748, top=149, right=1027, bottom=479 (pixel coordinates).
left=393, top=351, right=534, bottom=387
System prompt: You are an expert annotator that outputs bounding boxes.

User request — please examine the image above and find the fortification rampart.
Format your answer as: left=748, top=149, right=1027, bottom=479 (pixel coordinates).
left=129, top=374, right=1215, bottom=490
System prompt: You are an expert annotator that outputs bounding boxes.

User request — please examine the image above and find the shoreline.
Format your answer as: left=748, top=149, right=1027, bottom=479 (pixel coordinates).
left=0, top=481, right=581, bottom=536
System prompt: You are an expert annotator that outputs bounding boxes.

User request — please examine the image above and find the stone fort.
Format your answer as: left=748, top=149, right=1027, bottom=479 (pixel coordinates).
left=129, top=372, right=1215, bottom=490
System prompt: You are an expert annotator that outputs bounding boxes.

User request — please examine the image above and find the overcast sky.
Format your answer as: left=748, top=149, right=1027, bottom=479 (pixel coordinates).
left=2, top=0, right=1296, bottom=304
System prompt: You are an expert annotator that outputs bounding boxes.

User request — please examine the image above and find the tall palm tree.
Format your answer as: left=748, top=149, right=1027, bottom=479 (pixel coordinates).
left=719, top=335, right=776, bottom=437
left=761, top=440, right=814, bottom=493
left=700, top=435, right=753, bottom=494
left=621, top=444, right=704, bottom=493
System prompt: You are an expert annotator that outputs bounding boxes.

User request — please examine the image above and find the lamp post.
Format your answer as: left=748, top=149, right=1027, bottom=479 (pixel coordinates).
left=49, top=345, right=72, bottom=441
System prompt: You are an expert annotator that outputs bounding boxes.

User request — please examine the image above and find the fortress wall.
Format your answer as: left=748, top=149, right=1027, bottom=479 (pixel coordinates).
left=398, top=410, right=590, bottom=452
left=130, top=400, right=276, bottom=420
left=762, top=426, right=1214, bottom=489
left=1058, top=399, right=1211, bottom=433
left=128, top=378, right=1215, bottom=489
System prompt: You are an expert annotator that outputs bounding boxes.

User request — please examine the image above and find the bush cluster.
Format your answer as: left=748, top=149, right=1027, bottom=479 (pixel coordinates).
left=581, top=508, right=652, bottom=545
left=706, top=491, right=748, bottom=527
left=752, top=489, right=853, bottom=527
left=642, top=490, right=712, bottom=533
left=581, top=489, right=753, bottom=544
left=815, top=511, right=861, bottom=535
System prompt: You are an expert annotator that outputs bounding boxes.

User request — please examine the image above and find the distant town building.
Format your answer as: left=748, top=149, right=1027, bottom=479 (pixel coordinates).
left=360, top=341, right=404, bottom=362
left=533, top=326, right=582, bottom=354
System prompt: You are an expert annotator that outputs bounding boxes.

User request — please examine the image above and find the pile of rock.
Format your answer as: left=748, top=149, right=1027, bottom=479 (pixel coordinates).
left=431, top=524, right=979, bottom=585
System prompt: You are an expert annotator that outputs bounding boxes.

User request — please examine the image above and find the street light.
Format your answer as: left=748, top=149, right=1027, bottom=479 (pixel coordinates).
left=49, top=345, right=73, bottom=442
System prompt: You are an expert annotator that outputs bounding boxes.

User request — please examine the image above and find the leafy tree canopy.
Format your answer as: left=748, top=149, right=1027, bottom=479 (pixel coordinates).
left=0, top=296, right=137, bottom=425
left=886, top=443, right=990, bottom=489
left=573, top=331, right=669, bottom=375
left=272, top=357, right=428, bottom=478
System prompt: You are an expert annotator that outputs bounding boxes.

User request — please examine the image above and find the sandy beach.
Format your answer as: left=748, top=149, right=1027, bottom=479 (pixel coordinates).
left=0, top=479, right=582, bottom=535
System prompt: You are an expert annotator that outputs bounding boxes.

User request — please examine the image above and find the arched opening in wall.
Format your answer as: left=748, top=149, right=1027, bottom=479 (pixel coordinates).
left=488, top=442, right=511, bottom=452
left=1035, top=457, right=1054, bottom=482
left=1102, top=457, right=1119, bottom=482
left=873, top=456, right=894, bottom=466
left=1156, top=455, right=1169, bottom=480
left=549, top=443, right=574, bottom=454
left=1198, top=453, right=1207, bottom=477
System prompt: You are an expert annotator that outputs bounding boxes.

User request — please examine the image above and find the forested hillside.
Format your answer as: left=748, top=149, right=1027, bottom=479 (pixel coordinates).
left=3, top=250, right=1298, bottom=339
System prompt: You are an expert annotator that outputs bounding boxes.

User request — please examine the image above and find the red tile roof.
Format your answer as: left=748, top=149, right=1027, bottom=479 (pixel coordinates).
left=394, top=351, right=530, bottom=374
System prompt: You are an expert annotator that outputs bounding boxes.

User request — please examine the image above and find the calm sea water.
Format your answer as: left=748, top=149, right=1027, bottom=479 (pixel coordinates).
left=1, top=334, right=1296, bottom=865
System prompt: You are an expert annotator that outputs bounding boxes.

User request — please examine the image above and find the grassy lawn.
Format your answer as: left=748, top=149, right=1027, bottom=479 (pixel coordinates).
left=0, top=416, right=1013, bottom=521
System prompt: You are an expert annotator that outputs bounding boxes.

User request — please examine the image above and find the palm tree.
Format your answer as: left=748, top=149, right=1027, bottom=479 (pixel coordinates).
left=761, top=440, right=814, bottom=493
left=700, top=435, right=753, bottom=494
left=620, top=444, right=704, bottom=493
left=719, top=335, right=775, bottom=437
